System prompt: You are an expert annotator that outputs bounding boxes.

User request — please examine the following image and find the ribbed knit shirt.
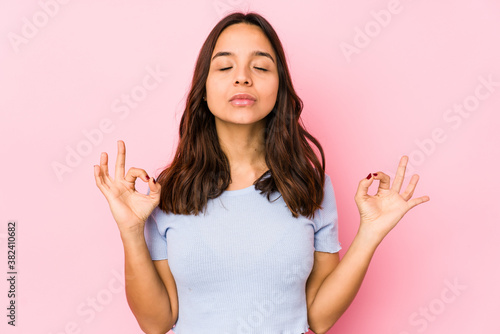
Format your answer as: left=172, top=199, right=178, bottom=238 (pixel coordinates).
left=144, top=173, right=341, bottom=334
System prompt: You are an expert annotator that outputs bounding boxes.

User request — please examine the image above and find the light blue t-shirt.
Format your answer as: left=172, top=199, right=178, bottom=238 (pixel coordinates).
left=144, top=173, right=341, bottom=334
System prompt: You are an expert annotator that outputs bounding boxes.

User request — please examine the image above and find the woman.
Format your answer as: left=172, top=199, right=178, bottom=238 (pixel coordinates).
left=94, top=12, right=429, bottom=334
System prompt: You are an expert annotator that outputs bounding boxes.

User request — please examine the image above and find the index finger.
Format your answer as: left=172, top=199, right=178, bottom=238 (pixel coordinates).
left=115, top=140, right=126, bottom=180
left=391, top=155, right=408, bottom=193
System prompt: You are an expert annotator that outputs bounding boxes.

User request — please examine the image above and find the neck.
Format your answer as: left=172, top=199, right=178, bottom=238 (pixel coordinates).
left=215, top=119, right=268, bottom=177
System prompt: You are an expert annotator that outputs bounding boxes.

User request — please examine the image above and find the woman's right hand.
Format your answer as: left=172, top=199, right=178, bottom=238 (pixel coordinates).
left=93, top=140, right=161, bottom=236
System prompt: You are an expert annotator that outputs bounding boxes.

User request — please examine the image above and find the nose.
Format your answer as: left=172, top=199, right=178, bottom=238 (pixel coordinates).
left=233, top=66, right=252, bottom=86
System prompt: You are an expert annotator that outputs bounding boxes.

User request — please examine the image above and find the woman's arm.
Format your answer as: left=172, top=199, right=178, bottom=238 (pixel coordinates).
left=121, top=229, right=177, bottom=334
left=94, top=140, right=177, bottom=333
left=307, top=230, right=379, bottom=334
left=308, top=156, right=430, bottom=334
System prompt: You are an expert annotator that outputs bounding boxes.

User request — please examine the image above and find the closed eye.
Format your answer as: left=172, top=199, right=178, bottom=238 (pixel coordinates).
left=219, top=67, right=268, bottom=72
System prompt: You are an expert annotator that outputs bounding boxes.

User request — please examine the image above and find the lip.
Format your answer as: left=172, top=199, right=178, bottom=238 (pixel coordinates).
left=229, top=93, right=256, bottom=102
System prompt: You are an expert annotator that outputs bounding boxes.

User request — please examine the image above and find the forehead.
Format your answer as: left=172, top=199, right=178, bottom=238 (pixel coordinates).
left=212, top=23, right=275, bottom=57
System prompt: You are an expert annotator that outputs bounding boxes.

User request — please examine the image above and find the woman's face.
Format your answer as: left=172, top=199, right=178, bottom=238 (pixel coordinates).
left=205, top=23, right=279, bottom=130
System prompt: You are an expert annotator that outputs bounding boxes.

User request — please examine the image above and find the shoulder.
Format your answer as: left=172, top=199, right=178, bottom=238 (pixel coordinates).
left=311, top=172, right=338, bottom=225
left=323, top=173, right=335, bottom=198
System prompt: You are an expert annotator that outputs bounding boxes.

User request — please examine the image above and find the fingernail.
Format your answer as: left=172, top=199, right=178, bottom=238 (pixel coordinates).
left=366, top=173, right=372, bottom=180
left=373, top=173, right=378, bottom=176
left=152, top=178, right=156, bottom=184
left=146, top=175, right=150, bottom=180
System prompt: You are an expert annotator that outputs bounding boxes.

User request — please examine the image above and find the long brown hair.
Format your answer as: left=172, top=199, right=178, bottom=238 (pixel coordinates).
left=156, top=12, right=326, bottom=219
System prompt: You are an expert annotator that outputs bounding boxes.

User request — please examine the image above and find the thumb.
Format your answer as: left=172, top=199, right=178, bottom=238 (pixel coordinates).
left=355, top=173, right=375, bottom=200
left=146, top=177, right=161, bottom=195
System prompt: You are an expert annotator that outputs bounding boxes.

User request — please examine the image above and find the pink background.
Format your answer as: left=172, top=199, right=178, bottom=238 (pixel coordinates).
left=1, top=0, right=499, bottom=333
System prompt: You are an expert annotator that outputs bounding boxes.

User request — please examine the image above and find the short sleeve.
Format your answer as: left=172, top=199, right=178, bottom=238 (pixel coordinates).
left=144, top=187, right=168, bottom=260
left=313, top=174, right=342, bottom=253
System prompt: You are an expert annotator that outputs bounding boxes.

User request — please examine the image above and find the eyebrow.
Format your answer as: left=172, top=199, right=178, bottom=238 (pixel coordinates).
left=211, top=50, right=275, bottom=63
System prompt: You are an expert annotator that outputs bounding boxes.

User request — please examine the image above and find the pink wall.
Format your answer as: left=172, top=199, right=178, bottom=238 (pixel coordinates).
left=1, top=0, right=499, bottom=333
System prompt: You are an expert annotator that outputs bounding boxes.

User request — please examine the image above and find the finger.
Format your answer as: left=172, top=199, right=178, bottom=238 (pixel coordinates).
left=391, top=155, right=408, bottom=193
left=373, top=171, right=391, bottom=195
left=148, top=175, right=161, bottom=195
left=99, top=151, right=113, bottom=185
left=408, top=195, right=430, bottom=210
left=94, top=164, right=111, bottom=195
left=125, top=168, right=161, bottom=197
left=125, top=167, right=151, bottom=185
left=401, top=174, right=420, bottom=201
left=355, top=173, right=376, bottom=200
left=115, top=140, right=126, bottom=180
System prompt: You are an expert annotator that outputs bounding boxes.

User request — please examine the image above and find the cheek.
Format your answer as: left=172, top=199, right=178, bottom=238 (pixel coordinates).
left=206, top=76, right=226, bottom=98
left=262, top=78, right=279, bottom=104
left=205, top=79, right=225, bottom=113
left=205, top=76, right=214, bottom=96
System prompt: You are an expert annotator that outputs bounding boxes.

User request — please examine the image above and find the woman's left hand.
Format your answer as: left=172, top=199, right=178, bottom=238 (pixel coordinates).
left=354, top=155, right=430, bottom=244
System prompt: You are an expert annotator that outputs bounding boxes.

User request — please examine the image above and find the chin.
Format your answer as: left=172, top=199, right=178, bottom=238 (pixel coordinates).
left=219, top=111, right=265, bottom=123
